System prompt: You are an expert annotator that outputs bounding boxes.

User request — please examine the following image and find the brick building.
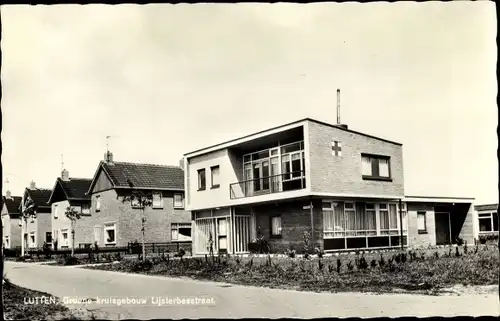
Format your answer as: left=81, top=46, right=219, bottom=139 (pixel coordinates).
left=1, top=191, right=22, bottom=249
left=46, top=169, right=92, bottom=250
left=84, top=152, right=191, bottom=247
left=183, top=118, right=476, bottom=255
left=20, top=182, right=52, bottom=250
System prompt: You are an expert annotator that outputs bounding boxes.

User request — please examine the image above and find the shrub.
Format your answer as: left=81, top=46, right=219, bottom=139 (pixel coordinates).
left=347, top=261, right=354, bottom=271
left=455, top=247, right=461, bottom=257
left=370, top=259, right=377, bottom=268
left=314, top=247, right=324, bottom=258
left=336, top=258, right=342, bottom=273
left=63, top=256, right=79, bottom=266
left=455, top=237, right=464, bottom=246
left=379, top=254, right=386, bottom=267
left=130, top=259, right=153, bottom=272
left=302, top=231, right=310, bottom=254
left=285, top=249, right=296, bottom=258
left=174, top=248, right=186, bottom=258
left=358, top=256, right=368, bottom=270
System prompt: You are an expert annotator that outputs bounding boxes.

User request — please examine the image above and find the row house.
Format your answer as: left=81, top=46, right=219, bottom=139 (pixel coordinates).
left=20, top=182, right=52, bottom=249
left=183, top=118, right=476, bottom=255
left=1, top=191, right=22, bottom=249
left=83, top=152, right=192, bottom=247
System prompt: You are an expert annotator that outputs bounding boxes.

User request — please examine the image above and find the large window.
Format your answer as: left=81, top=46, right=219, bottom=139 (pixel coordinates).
left=198, top=169, right=206, bottom=191
left=82, top=204, right=91, bottom=215
left=171, top=223, right=192, bottom=241
left=323, top=200, right=406, bottom=238
left=479, top=212, right=498, bottom=233
left=361, top=154, right=391, bottom=180
left=104, top=222, right=116, bottom=245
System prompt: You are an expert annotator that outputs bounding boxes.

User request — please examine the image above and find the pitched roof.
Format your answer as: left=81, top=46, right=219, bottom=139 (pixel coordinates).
left=88, top=161, right=184, bottom=194
left=2, top=196, right=22, bottom=214
left=47, top=178, right=93, bottom=204
left=25, top=188, right=52, bottom=208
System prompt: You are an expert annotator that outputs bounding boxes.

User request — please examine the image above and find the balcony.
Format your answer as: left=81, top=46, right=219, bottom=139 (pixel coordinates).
left=230, top=170, right=306, bottom=199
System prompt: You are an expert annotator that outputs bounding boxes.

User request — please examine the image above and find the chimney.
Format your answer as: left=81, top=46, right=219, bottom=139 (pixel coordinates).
left=336, top=88, right=349, bottom=130
left=104, top=151, right=114, bottom=164
left=29, top=181, right=36, bottom=190
left=61, top=169, right=70, bottom=181
left=6, top=190, right=11, bottom=199
left=179, top=158, right=185, bottom=170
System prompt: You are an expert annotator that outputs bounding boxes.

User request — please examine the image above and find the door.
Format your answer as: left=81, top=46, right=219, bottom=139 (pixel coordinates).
left=435, top=212, right=451, bottom=245
left=252, top=160, right=270, bottom=194
left=217, top=218, right=228, bottom=254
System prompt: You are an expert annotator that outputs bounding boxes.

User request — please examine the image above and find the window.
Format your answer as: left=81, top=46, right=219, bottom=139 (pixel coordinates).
left=95, top=196, right=101, bottom=212
left=171, top=223, right=192, bottom=241
left=131, top=196, right=141, bottom=208
left=344, top=202, right=356, bottom=236
left=417, top=211, right=427, bottom=233
left=54, top=204, right=59, bottom=219
left=104, top=222, right=116, bottom=245
left=271, top=216, right=282, bottom=237
left=29, top=232, right=36, bottom=248
left=60, top=229, right=69, bottom=247
left=323, top=201, right=345, bottom=238
left=173, top=193, right=184, bottom=209
left=81, top=204, right=90, bottom=215
left=152, top=192, right=163, bottom=209
left=45, top=232, right=52, bottom=245
left=479, top=212, right=498, bottom=233
left=198, top=169, right=206, bottom=191
left=361, top=154, right=391, bottom=180
left=211, top=166, right=220, bottom=188
left=71, top=205, right=82, bottom=213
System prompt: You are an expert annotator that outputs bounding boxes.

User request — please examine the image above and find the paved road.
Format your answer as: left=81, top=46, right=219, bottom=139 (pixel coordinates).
left=4, top=261, right=499, bottom=319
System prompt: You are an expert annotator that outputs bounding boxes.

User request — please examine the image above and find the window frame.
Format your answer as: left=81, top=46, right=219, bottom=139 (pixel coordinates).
left=81, top=203, right=91, bottom=215
left=210, top=165, right=220, bottom=189
left=54, top=204, right=59, bottom=219
left=45, top=232, right=52, bottom=245
left=197, top=169, right=206, bottom=191
left=152, top=192, right=164, bottom=209
left=171, top=222, right=192, bottom=242
left=417, top=211, right=427, bottom=234
left=270, top=215, right=282, bottom=238
left=361, top=153, right=392, bottom=181
left=60, top=228, right=69, bottom=248
left=104, top=222, right=117, bottom=246
left=478, top=211, right=498, bottom=233
left=29, top=231, right=36, bottom=248
left=173, top=193, right=184, bottom=209
left=95, top=195, right=101, bottom=212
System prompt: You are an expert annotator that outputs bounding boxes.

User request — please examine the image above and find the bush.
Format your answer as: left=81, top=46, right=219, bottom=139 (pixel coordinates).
left=285, top=249, right=296, bottom=258
left=314, top=247, right=324, bottom=258
left=62, top=256, right=80, bottom=266
left=130, top=259, right=153, bottom=273
left=174, top=248, right=186, bottom=258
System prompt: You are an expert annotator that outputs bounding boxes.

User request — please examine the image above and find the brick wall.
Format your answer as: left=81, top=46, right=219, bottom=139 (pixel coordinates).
left=253, top=199, right=323, bottom=253
left=307, top=120, right=404, bottom=197
left=9, top=217, right=22, bottom=248
left=407, top=203, right=436, bottom=248
left=457, top=203, right=475, bottom=244
left=86, top=189, right=191, bottom=247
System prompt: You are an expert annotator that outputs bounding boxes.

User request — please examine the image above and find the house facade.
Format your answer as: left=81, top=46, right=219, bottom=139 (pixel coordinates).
left=475, top=203, right=498, bottom=237
left=47, top=169, right=93, bottom=250
left=20, top=182, right=52, bottom=249
left=84, top=152, right=191, bottom=247
left=1, top=191, right=22, bottom=249
left=183, top=118, right=476, bottom=255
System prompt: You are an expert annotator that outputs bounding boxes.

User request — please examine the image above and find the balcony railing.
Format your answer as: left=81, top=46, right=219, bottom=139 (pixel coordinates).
left=230, top=170, right=306, bottom=199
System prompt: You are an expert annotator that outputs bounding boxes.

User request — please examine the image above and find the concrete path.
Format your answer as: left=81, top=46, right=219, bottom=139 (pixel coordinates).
left=4, top=261, right=499, bottom=319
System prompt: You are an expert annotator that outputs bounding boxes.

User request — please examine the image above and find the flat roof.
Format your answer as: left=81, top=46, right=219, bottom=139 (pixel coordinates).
left=184, top=117, right=402, bottom=157
left=404, top=195, right=475, bottom=204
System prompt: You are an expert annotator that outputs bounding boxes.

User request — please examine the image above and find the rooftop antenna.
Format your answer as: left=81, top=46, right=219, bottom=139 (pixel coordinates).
left=61, top=154, right=64, bottom=171
left=106, top=135, right=111, bottom=152
left=336, top=88, right=341, bottom=125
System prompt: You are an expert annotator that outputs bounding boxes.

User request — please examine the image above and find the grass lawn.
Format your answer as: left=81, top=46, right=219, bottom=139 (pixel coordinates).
left=3, top=279, right=94, bottom=320
left=85, top=244, right=499, bottom=295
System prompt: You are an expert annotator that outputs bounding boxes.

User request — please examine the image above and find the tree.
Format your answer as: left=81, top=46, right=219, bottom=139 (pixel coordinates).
left=122, top=190, right=153, bottom=262
left=21, top=197, right=37, bottom=257
left=65, top=206, right=81, bottom=257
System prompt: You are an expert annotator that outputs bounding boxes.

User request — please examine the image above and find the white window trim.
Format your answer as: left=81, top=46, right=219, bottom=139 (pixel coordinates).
left=271, top=216, right=282, bottom=236
left=323, top=201, right=405, bottom=239
left=152, top=192, right=164, bottom=209
left=60, top=228, right=70, bottom=247
left=29, top=231, right=36, bottom=248
left=54, top=204, right=59, bottom=219
left=478, top=211, right=498, bottom=233
left=171, top=222, right=192, bottom=242
left=173, top=193, right=184, bottom=209
left=417, top=211, right=427, bottom=233
left=104, top=222, right=117, bottom=245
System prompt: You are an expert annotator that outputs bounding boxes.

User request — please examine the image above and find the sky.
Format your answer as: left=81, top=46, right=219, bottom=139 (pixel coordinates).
left=1, top=2, right=497, bottom=204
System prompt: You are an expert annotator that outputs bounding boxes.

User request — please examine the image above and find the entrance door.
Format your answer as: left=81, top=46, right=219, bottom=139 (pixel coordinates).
left=217, top=218, right=228, bottom=254
left=435, top=212, right=451, bottom=245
